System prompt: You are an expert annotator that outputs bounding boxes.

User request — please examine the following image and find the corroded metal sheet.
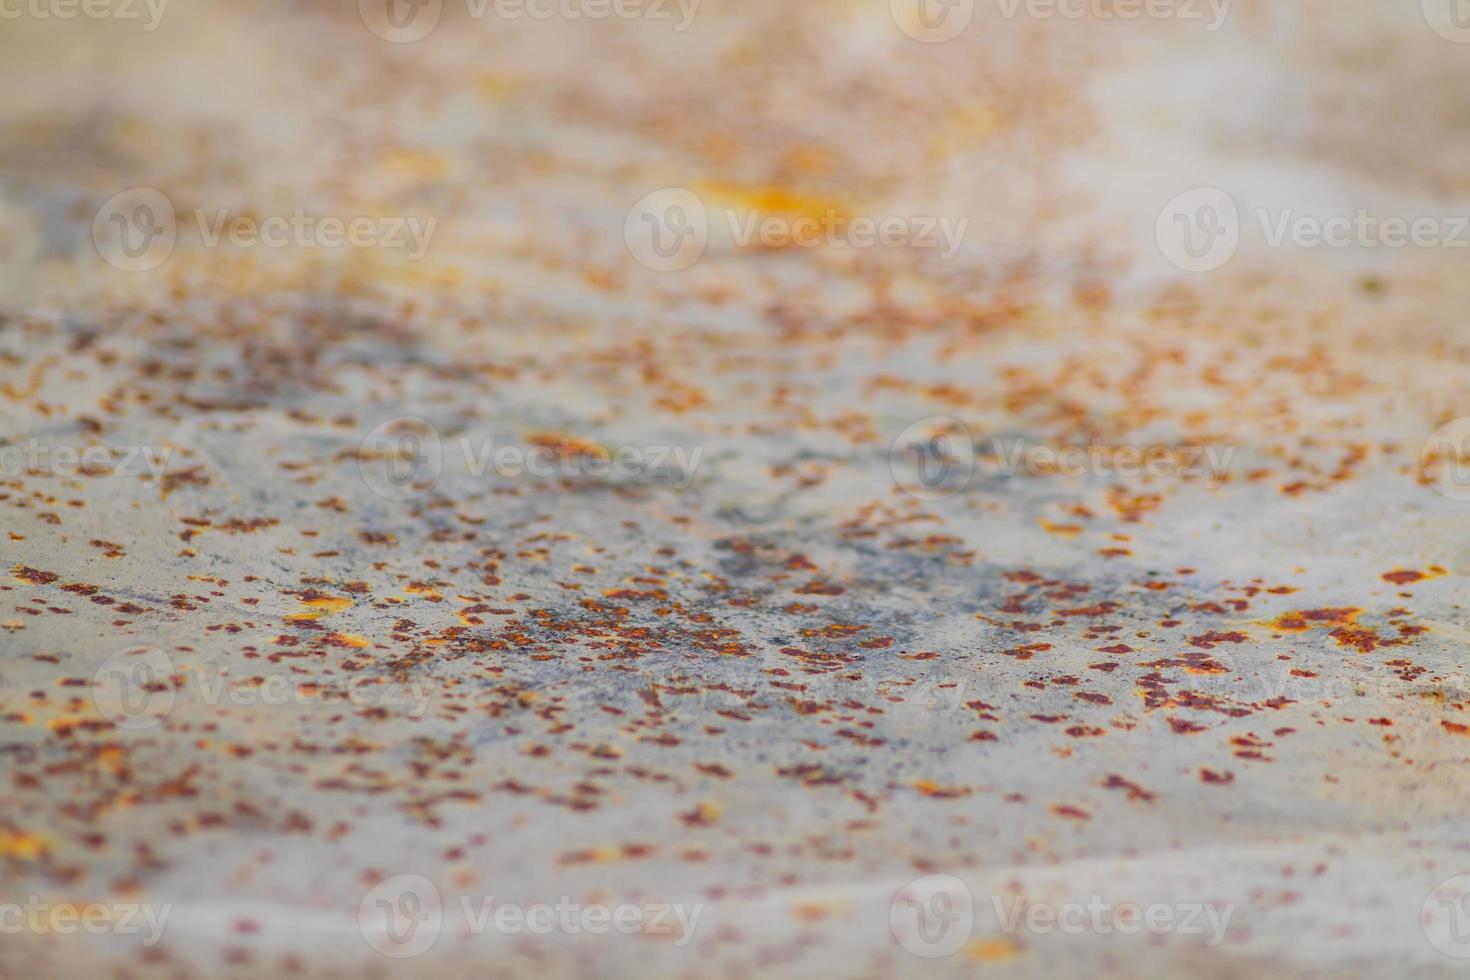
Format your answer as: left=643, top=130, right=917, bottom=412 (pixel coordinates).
left=3, top=2, right=1470, bottom=978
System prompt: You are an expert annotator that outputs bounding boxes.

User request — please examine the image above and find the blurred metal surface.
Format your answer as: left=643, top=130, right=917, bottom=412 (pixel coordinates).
left=3, top=2, right=1470, bottom=977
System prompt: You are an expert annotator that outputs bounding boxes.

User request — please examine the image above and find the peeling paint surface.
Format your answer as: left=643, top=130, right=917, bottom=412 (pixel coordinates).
left=3, top=3, right=1470, bottom=978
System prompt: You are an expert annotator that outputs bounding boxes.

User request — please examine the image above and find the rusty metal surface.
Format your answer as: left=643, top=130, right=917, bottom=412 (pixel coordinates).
left=3, top=2, right=1470, bottom=978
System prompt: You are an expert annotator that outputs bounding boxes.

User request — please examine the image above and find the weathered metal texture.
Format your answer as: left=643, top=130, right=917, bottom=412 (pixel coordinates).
left=3, top=2, right=1470, bottom=978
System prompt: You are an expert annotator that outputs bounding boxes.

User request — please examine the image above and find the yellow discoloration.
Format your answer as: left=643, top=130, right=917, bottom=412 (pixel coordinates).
left=0, top=830, right=51, bottom=861
left=286, top=595, right=354, bottom=621
left=1040, top=520, right=1084, bottom=538
left=966, top=936, right=1024, bottom=963
left=697, top=183, right=847, bottom=222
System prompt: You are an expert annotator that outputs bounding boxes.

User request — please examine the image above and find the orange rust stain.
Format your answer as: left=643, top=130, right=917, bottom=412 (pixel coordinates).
left=1188, top=631, right=1247, bottom=649
left=1329, top=625, right=1382, bottom=654
left=679, top=802, right=721, bottom=827
left=526, top=432, right=611, bottom=461
left=1040, top=520, right=1084, bottom=538
left=286, top=594, right=354, bottom=622
left=1267, top=608, right=1361, bottom=632
left=557, top=844, right=652, bottom=865
left=1050, top=804, right=1090, bottom=821
left=1381, top=566, right=1447, bottom=586
left=791, top=900, right=847, bottom=922
left=913, top=779, right=971, bottom=799
left=1101, top=774, right=1155, bottom=802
